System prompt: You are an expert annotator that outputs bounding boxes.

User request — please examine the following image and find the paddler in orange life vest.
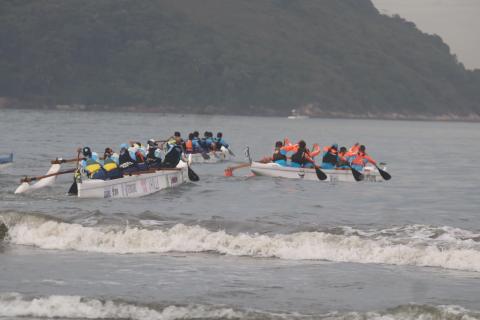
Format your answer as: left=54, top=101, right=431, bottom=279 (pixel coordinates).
left=80, top=146, right=106, bottom=180
left=290, top=140, right=316, bottom=168
left=348, top=145, right=377, bottom=172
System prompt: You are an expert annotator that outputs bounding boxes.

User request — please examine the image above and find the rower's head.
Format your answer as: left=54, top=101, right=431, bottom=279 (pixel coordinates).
left=147, top=139, right=157, bottom=147
left=174, top=131, right=181, bottom=138
left=359, top=145, right=366, bottom=152
left=275, top=141, right=283, bottom=148
left=298, top=140, right=306, bottom=149
left=104, top=147, right=113, bottom=155
left=217, top=132, right=223, bottom=138
left=82, top=146, right=92, bottom=158
left=120, top=143, right=129, bottom=150
left=193, top=131, right=199, bottom=138
left=331, top=144, right=338, bottom=151
left=188, top=133, right=194, bottom=140
left=340, top=147, right=347, bottom=154
left=204, top=131, right=209, bottom=137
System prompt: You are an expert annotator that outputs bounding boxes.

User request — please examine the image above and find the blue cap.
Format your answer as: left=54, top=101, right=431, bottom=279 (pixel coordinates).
left=120, top=143, right=129, bottom=149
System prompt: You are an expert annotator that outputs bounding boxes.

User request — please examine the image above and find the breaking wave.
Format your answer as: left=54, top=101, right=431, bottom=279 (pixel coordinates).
left=0, top=293, right=479, bottom=320
left=2, top=211, right=480, bottom=272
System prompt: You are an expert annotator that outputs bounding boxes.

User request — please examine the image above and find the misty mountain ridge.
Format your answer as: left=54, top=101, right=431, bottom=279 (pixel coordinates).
left=0, top=0, right=479, bottom=120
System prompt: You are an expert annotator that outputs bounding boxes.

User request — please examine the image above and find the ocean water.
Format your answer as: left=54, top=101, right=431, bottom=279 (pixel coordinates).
left=1, top=109, right=480, bottom=319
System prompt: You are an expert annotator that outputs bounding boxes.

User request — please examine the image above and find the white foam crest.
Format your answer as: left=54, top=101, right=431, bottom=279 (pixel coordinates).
left=0, top=293, right=242, bottom=320
left=5, top=219, right=480, bottom=272
left=1, top=293, right=479, bottom=320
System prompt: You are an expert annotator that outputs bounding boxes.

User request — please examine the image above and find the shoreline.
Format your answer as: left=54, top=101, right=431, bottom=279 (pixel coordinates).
left=1, top=101, right=479, bottom=123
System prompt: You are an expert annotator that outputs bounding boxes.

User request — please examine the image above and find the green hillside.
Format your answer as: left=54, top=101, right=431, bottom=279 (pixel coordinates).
left=0, top=0, right=479, bottom=118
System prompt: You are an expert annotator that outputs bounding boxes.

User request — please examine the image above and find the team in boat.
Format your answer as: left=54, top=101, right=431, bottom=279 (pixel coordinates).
left=269, top=139, right=377, bottom=172
left=79, top=130, right=230, bottom=180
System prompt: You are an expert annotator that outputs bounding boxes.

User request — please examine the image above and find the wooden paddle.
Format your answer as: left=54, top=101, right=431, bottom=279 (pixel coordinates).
left=375, top=164, right=391, bottom=180
left=21, top=168, right=77, bottom=183
left=224, top=162, right=251, bottom=176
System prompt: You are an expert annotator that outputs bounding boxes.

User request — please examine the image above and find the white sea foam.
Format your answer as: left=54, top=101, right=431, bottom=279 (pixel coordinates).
left=3, top=212, right=480, bottom=272
left=0, top=293, right=479, bottom=320
left=0, top=293, right=242, bottom=320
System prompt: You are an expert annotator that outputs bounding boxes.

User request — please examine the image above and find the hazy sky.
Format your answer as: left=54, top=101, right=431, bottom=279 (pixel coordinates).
left=372, top=0, right=480, bottom=70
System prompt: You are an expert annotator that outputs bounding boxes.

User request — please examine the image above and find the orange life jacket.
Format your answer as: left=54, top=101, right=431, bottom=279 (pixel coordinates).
left=186, top=140, right=193, bottom=152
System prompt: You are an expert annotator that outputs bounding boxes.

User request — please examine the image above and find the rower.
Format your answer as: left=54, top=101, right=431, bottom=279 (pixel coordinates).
left=80, top=146, right=106, bottom=179
left=214, top=132, right=229, bottom=150
left=185, top=133, right=203, bottom=154
left=162, top=136, right=184, bottom=168
left=146, top=139, right=162, bottom=168
left=103, top=147, right=122, bottom=179
left=321, top=144, right=339, bottom=169
left=119, top=143, right=138, bottom=174
left=272, top=141, right=288, bottom=166
left=348, top=145, right=377, bottom=172
left=337, top=146, right=349, bottom=168
left=290, top=140, right=315, bottom=168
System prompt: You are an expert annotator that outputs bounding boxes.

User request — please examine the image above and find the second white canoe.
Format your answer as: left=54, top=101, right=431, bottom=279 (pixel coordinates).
left=250, top=162, right=385, bottom=182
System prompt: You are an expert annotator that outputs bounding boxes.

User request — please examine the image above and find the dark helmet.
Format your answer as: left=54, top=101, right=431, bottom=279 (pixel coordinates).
left=193, top=131, right=199, bottom=137
left=82, top=146, right=92, bottom=157
left=275, top=141, right=283, bottom=148
left=174, top=131, right=181, bottom=137
left=217, top=132, right=223, bottom=138
left=340, top=147, right=347, bottom=153
left=188, top=133, right=194, bottom=140
left=359, top=145, right=366, bottom=152
left=298, top=140, right=306, bottom=149
left=331, top=144, right=338, bottom=150
left=203, top=131, right=209, bottom=137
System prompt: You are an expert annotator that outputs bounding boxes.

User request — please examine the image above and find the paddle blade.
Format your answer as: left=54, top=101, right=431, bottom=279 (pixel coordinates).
left=188, top=166, right=200, bottom=181
left=68, top=181, right=78, bottom=195
left=315, top=167, right=328, bottom=181
left=377, top=166, right=391, bottom=180
left=227, top=148, right=235, bottom=157
left=224, top=167, right=233, bottom=177
left=350, top=167, right=364, bottom=182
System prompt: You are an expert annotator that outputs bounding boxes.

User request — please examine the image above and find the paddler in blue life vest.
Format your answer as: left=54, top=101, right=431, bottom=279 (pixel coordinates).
left=102, top=147, right=122, bottom=179
left=290, top=140, right=315, bottom=168
left=80, top=146, right=106, bottom=179
left=214, top=132, right=229, bottom=150
left=145, top=139, right=162, bottom=168
left=321, top=144, right=339, bottom=169
left=337, top=146, right=349, bottom=168
left=271, top=141, right=288, bottom=166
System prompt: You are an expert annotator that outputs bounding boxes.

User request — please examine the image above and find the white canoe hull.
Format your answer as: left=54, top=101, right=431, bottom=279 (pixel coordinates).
left=77, top=163, right=189, bottom=199
left=250, top=162, right=385, bottom=182
left=187, top=147, right=231, bottom=164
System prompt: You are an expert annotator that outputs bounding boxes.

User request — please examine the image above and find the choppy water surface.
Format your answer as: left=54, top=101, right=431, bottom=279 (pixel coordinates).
left=1, top=109, right=480, bottom=319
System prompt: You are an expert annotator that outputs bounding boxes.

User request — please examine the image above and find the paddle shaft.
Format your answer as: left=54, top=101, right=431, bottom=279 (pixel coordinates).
left=21, top=168, right=76, bottom=183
